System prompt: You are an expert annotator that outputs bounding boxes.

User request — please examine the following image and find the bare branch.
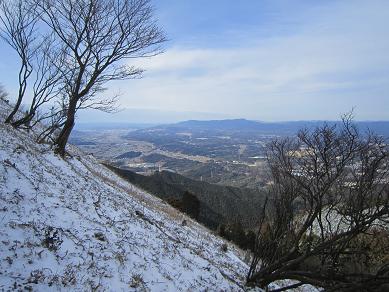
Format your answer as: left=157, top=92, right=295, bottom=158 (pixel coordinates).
left=30, top=0, right=166, bottom=156
left=247, top=116, right=389, bottom=291
left=0, top=0, right=39, bottom=123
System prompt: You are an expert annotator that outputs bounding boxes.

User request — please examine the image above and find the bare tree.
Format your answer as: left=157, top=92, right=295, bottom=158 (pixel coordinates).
left=0, top=0, right=38, bottom=123
left=0, top=0, right=65, bottom=129
left=247, top=116, right=389, bottom=291
left=11, top=36, right=65, bottom=128
left=33, top=0, right=166, bottom=156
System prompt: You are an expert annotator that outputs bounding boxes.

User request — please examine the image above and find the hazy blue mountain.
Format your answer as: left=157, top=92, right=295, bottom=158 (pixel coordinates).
left=148, top=119, right=389, bottom=137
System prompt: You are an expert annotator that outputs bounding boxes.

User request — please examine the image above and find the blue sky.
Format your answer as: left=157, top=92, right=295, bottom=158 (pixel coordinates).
left=1, top=0, right=389, bottom=122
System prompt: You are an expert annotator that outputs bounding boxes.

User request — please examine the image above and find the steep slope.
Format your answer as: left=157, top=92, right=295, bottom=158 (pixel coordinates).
left=0, top=112, right=249, bottom=290
left=106, top=166, right=267, bottom=229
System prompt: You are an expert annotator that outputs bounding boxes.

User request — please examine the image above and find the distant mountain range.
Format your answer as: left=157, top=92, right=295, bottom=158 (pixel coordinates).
left=75, top=115, right=389, bottom=137
left=164, top=119, right=389, bottom=137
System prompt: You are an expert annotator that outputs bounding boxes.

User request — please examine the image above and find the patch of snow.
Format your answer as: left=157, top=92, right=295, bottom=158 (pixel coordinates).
left=0, top=100, right=318, bottom=291
left=0, top=104, right=249, bottom=291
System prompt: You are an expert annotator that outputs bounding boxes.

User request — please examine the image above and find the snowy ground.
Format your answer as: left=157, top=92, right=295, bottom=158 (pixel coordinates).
left=0, top=107, right=252, bottom=291
left=0, top=100, right=320, bottom=291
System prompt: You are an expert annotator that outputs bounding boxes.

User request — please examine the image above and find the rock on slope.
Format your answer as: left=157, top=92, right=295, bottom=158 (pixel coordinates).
left=0, top=109, right=249, bottom=291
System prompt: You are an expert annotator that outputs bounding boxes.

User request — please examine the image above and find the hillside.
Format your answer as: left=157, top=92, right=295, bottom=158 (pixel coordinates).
left=106, top=166, right=267, bottom=230
left=0, top=107, right=250, bottom=290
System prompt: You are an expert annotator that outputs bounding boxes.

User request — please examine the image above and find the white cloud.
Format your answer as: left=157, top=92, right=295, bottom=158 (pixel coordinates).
left=112, top=0, right=389, bottom=120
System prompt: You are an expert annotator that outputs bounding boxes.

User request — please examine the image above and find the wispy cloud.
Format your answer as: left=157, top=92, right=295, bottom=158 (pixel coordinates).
left=1, top=1, right=387, bottom=121
left=113, top=0, right=389, bottom=121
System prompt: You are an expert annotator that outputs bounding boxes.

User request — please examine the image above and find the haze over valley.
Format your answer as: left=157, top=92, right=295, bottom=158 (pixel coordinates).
left=71, top=119, right=389, bottom=189
left=1, top=0, right=389, bottom=291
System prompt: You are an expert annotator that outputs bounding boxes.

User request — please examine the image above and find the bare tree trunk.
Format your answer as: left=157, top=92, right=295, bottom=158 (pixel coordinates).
left=5, top=60, right=30, bottom=123
left=11, top=113, right=33, bottom=128
left=5, top=93, right=23, bottom=124
left=4, top=106, right=18, bottom=123
left=54, top=99, right=77, bottom=156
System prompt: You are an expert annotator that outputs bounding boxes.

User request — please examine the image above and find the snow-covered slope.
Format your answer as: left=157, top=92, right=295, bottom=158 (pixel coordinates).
left=0, top=106, right=249, bottom=291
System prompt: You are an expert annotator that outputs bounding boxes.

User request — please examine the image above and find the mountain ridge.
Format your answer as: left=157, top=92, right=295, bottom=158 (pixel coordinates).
left=157, top=119, right=389, bottom=136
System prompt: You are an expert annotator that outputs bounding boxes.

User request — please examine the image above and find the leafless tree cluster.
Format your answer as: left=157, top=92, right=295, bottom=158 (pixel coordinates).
left=247, top=116, right=389, bottom=291
left=0, top=0, right=38, bottom=123
left=1, top=0, right=165, bottom=155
